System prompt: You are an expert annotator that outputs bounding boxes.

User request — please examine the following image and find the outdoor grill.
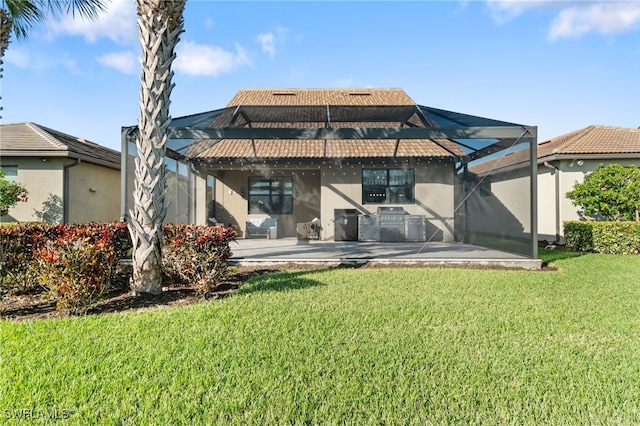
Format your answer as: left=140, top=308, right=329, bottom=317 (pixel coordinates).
left=377, top=207, right=408, bottom=242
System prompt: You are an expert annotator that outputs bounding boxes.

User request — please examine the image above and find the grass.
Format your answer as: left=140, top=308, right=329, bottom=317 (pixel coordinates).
left=1, top=249, right=639, bottom=424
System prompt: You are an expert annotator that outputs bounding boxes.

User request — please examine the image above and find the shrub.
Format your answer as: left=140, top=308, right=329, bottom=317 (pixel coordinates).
left=564, top=221, right=640, bottom=255
left=162, top=224, right=237, bottom=294
left=0, top=223, right=131, bottom=299
left=566, top=164, right=640, bottom=221
left=0, top=223, right=66, bottom=295
left=563, top=222, right=593, bottom=252
left=35, top=226, right=123, bottom=314
left=0, top=169, right=28, bottom=216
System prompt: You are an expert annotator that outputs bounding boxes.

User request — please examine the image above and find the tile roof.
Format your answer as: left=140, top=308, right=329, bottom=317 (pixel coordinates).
left=537, top=125, right=640, bottom=157
left=470, top=125, right=640, bottom=175
left=227, top=88, right=415, bottom=106
left=0, top=122, right=120, bottom=169
left=190, top=88, right=465, bottom=160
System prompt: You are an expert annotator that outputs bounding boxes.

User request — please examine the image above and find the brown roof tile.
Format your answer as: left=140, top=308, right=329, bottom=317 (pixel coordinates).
left=538, top=125, right=640, bottom=156
left=189, top=88, right=465, bottom=160
left=470, top=125, right=640, bottom=175
left=0, top=122, right=120, bottom=169
left=227, top=88, right=415, bottom=106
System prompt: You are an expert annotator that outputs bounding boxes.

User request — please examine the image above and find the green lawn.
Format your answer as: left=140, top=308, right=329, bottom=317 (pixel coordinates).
left=1, top=250, right=639, bottom=424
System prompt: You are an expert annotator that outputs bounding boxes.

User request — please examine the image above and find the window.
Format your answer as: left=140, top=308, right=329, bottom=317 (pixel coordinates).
left=0, top=166, right=18, bottom=183
left=249, top=177, right=293, bottom=214
left=362, top=168, right=414, bottom=204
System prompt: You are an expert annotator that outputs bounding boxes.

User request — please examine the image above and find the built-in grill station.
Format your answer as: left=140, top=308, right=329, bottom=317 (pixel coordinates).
left=335, top=207, right=428, bottom=242
left=377, top=207, right=408, bottom=242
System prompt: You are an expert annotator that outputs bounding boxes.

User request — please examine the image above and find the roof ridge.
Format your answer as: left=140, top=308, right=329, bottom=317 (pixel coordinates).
left=559, top=125, right=598, bottom=153
left=547, top=125, right=594, bottom=155
left=26, top=122, right=68, bottom=151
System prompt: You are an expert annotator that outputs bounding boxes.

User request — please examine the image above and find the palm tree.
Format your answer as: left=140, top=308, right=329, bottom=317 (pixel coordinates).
left=0, top=0, right=107, bottom=119
left=128, top=0, right=186, bottom=294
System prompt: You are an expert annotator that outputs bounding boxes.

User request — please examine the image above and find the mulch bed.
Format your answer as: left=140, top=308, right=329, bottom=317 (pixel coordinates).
left=0, top=263, right=331, bottom=321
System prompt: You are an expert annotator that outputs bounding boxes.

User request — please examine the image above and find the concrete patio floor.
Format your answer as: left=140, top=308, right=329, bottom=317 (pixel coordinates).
left=229, top=238, right=542, bottom=270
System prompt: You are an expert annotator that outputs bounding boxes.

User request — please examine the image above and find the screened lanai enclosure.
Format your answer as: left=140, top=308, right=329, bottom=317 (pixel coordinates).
left=121, top=89, right=537, bottom=259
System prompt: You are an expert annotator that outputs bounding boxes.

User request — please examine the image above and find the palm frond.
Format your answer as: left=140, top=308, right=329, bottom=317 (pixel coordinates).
left=2, top=0, right=108, bottom=41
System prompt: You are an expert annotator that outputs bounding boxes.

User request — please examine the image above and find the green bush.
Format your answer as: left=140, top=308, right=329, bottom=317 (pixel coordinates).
left=564, top=221, right=640, bottom=254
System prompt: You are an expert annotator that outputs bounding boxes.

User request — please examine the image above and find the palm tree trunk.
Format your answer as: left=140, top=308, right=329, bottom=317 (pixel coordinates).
left=0, top=9, right=12, bottom=120
left=129, top=0, right=186, bottom=295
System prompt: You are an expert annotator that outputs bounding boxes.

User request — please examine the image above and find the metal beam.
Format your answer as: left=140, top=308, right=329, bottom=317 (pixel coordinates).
left=168, top=126, right=535, bottom=141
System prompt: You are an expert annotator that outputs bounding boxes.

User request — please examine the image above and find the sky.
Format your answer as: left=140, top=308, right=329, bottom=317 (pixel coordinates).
left=1, top=0, right=639, bottom=152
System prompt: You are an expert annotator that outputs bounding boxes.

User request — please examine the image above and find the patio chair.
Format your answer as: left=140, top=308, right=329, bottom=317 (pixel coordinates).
left=245, top=218, right=278, bottom=239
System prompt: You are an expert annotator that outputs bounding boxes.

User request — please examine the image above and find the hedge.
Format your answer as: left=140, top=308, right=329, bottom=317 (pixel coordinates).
left=564, top=221, right=640, bottom=255
left=1, top=222, right=237, bottom=313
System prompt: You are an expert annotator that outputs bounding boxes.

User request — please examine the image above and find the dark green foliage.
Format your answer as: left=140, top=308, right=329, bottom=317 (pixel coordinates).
left=566, top=164, right=640, bottom=221
left=564, top=221, right=640, bottom=254
left=0, top=169, right=28, bottom=216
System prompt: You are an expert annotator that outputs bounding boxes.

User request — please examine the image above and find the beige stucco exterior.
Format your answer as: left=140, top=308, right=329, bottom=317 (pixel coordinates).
left=188, top=161, right=455, bottom=242
left=537, top=158, right=639, bottom=242
left=0, top=157, right=64, bottom=223
left=67, top=161, right=121, bottom=223
left=1, top=156, right=119, bottom=224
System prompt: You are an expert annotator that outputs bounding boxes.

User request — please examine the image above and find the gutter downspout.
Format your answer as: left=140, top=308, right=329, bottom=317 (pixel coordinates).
left=543, top=161, right=560, bottom=243
left=63, top=159, right=81, bottom=224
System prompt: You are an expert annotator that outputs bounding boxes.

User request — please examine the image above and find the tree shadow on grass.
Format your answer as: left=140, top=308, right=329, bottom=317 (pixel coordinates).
left=237, top=268, right=331, bottom=295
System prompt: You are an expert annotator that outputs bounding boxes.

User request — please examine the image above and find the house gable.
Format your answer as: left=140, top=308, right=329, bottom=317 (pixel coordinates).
left=0, top=122, right=120, bottom=170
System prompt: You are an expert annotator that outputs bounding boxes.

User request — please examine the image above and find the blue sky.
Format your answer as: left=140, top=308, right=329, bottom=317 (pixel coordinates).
left=2, top=0, right=639, bottom=152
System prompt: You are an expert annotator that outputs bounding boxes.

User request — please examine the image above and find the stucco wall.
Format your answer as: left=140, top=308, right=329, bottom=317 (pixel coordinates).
left=538, top=158, right=639, bottom=242
left=320, top=162, right=455, bottom=242
left=463, top=163, right=534, bottom=256
left=206, top=168, right=322, bottom=238
left=67, top=161, right=120, bottom=223
left=194, top=162, right=455, bottom=241
left=490, top=173, right=532, bottom=234
left=0, top=157, right=64, bottom=223
left=537, top=168, right=557, bottom=241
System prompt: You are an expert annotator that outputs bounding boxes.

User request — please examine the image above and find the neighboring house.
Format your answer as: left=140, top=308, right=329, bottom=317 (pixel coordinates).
left=537, top=125, right=640, bottom=243
left=0, top=122, right=121, bottom=224
left=122, top=88, right=538, bottom=257
left=471, top=125, right=640, bottom=244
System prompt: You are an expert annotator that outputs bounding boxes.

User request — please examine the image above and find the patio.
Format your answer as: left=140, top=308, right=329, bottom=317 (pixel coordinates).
left=229, top=238, right=542, bottom=270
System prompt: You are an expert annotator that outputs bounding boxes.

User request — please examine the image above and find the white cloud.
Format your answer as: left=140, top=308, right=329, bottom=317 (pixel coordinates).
left=548, top=2, right=640, bottom=40
left=256, top=26, right=288, bottom=59
left=47, top=0, right=137, bottom=45
left=485, top=1, right=640, bottom=40
left=173, top=41, right=251, bottom=77
left=97, top=51, right=138, bottom=74
left=485, top=0, right=543, bottom=25
left=257, top=33, right=276, bottom=59
left=4, top=48, right=33, bottom=69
